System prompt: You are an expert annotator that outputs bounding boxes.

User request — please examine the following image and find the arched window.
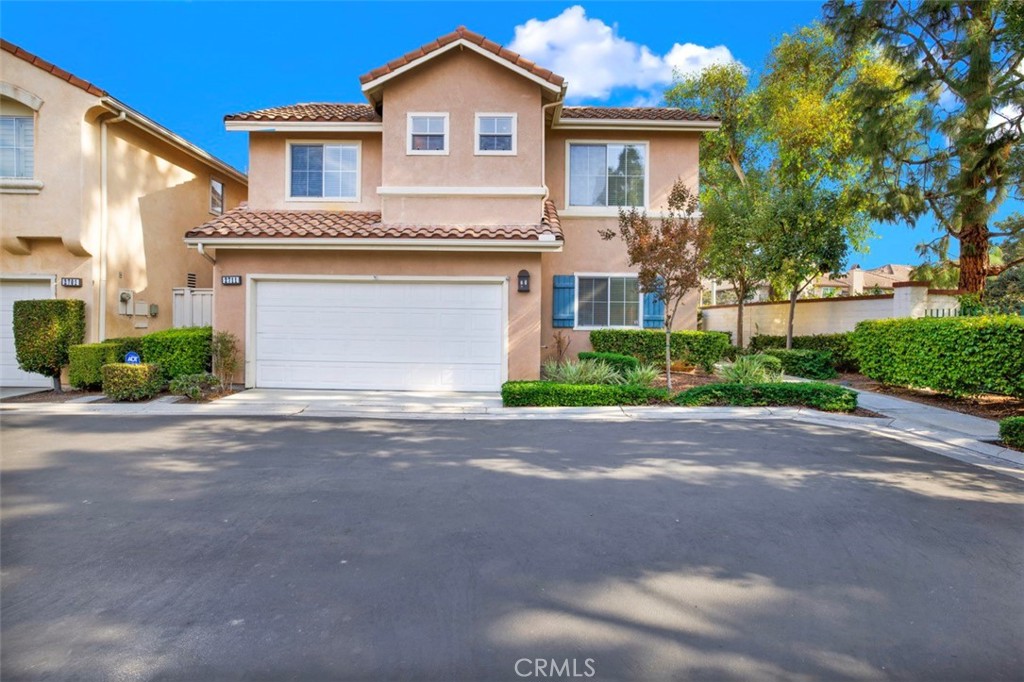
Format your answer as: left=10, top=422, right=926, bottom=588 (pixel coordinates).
left=0, top=83, right=42, bottom=182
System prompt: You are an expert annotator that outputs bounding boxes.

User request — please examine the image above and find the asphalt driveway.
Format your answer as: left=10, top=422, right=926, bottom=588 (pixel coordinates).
left=2, top=415, right=1022, bottom=681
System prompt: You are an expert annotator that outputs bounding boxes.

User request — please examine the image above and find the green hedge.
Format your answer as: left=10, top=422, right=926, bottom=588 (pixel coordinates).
left=105, top=336, right=145, bottom=361
left=674, top=382, right=857, bottom=412
left=749, top=333, right=859, bottom=372
left=1000, top=417, right=1024, bottom=449
left=761, top=349, right=838, bottom=380
left=589, top=329, right=731, bottom=371
left=852, top=316, right=1024, bottom=397
left=12, top=299, right=86, bottom=386
left=502, top=381, right=667, bottom=407
left=577, top=352, right=640, bottom=374
left=69, top=343, right=120, bottom=389
left=102, top=363, right=164, bottom=402
left=141, top=327, right=212, bottom=381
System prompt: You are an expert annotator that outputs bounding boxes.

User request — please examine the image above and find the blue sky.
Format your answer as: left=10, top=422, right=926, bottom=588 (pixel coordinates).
left=3, top=1, right=1018, bottom=268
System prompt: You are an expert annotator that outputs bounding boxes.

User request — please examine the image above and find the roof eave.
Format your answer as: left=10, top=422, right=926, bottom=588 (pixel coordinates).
left=224, top=120, right=384, bottom=133
left=552, top=118, right=721, bottom=132
left=184, top=237, right=563, bottom=253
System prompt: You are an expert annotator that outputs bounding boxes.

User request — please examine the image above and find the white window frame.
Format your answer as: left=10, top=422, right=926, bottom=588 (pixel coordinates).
left=209, top=178, right=225, bottom=215
left=407, top=113, right=449, bottom=156
left=0, top=114, right=35, bottom=180
left=573, top=272, right=643, bottom=331
left=285, top=140, right=362, bottom=202
left=564, top=140, right=650, bottom=214
left=474, top=113, right=517, bottom=156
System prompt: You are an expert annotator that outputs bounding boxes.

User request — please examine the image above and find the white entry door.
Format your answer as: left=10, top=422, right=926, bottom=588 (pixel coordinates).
left=253, top=279, right=505, bottom=391
left=1, top=279, right=54, bottom=387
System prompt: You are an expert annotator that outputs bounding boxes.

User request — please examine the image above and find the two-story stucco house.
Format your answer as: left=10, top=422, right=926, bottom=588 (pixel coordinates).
left=185, top=27, right=719, bottom=392
left=0, top=40, right=247, bottom=387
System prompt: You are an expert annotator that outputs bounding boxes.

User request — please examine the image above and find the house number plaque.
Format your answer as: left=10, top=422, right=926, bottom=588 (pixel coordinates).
left=61, top=278, right=83, bottom=288
left=221, top=276, right=243, bottom=286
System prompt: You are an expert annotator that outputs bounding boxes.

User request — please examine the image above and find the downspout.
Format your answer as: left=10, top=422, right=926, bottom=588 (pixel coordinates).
left=197, top=243, right=216, bottom=265
left=98, top=108, right=126, bottom=342
left=540, top=91, right=564, bottom=207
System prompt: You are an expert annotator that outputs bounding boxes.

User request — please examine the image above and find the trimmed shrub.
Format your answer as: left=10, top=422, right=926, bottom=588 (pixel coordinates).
left=502, top=381, right=667, bottom=407
left=852, top=316, right=1024, bottom=397
left=718, top=354, right=783, bottom=384
left=169, top=372, right=221, bottom=401
left=102, top=363, right=163, bottom=402
left=750, top=333, right=859, bottom=372
left=675, top=382, right=857, bottom=412
left=761, top=349, right=838, bottom=380
left=578, top=351, right=640, bottom=374
left=589, top=329, right=731, bottom=371
left=142, top=327, right=212, bottom=381
left=69, top=343, right=120, bottom=389
left=12, top=299, right=86, bottom=389
left=999, top=417, right=1024, bottom=449
left=105, top=336, right=145, bottom=363
left=542, top=359, right=622, bottom=385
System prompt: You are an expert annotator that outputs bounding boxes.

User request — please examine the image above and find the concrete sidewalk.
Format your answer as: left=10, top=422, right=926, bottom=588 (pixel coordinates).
left=2, top=385, right=1021, bottom=477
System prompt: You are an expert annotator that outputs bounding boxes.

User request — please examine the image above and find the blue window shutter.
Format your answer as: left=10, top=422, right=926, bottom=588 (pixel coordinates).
left=643, top=291, right=665, bottom=328
left=553, top=275, right=575, bottom=328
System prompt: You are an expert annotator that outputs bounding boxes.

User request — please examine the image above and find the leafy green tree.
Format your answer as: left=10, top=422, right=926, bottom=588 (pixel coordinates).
left=825, top=0, right=1024, bottom=292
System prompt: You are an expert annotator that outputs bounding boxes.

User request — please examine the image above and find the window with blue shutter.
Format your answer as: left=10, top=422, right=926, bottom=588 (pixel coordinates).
left=643, top=290, right=665, bottom=328
left=552, top=275, right=575, bottom=328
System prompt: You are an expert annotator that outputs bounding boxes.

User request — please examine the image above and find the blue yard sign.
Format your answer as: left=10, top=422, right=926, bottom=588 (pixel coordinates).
left=125, top=351, right=141, bottom=365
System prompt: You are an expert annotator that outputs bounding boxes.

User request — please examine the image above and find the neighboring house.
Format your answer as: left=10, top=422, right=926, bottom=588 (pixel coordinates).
left=702, top=264, right=916, bottom=306
left=186, top=26, right=718, bottom=392
left=0, top=40, right=247, bottom=386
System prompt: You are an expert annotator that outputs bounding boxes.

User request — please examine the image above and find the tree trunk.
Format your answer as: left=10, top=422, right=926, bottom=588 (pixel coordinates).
left=957, top=224, right=990, bottom=292
left=665, top=326, right=672, bottom=393
left=52, top=374, right=62, bottom=393
left=786, top=289, right=798, bottom=349
left=736, top=298, right=745, bottom=349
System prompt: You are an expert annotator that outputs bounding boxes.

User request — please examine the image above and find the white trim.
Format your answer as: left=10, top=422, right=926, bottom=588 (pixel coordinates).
left=376, top=185, right=545, bottom=197
left=0, top=178, right=43, bottom=194
left=474, top=112, right=517, bottom=156
left=285, top=139, right=362, bottom=202
left=573, top=272, right=643, bottom=331
left=187, top=238, right=563, bottom=253
left=225, top=121, right=383, bottom=133
left=564, top=139, right=650, bottom=210
left=244, top=274, right=510, bottom=389
left=0, top=82, right=43, bottom=111
left=406, top=112, right=449, bottom=155
left=361, top=39, right=562, bottom=101
left=553, top=118, right=720, bottom=132
left=0, top=273, right=57, bottom=295
left=209, top=177, right=225, bottom=215
left=559, top=208, right=702, bottom=219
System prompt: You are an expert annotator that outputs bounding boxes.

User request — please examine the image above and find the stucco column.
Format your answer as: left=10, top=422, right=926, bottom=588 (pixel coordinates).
left=892, top=281, right=930, bottom=318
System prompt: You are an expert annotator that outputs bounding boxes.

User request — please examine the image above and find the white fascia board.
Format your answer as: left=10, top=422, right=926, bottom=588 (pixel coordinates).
left=225, top=120, right=383, bottom=133
left=186, top=238, right=563, bottom=253
left=552, top=119, right=721, bottom=132
left=376, top=186, right=547, bottom=197
left=361, top=39, right=562, bottom=104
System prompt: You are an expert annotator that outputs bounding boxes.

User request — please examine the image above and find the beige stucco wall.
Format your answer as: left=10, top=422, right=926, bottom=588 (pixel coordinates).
left=247, top=131, right=382, bottom=211
left=0, top=51, right=246, bottom=343
left=211, top=249, right=543, bottom=384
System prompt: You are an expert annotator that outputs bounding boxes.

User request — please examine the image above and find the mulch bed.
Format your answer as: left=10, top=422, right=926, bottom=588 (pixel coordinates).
left=831, top=373, right=1024, bottom=422
left=650, top=368, right=722, bottom=392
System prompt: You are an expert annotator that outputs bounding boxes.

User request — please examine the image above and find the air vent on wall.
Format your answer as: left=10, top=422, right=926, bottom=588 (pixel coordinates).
left=186, top=273, right=197, bottom=289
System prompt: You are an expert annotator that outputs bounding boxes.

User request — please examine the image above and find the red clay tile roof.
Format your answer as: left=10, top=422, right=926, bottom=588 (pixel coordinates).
left=560, top=106, right=718, bottom=122
left=186, top=201, right=563, bottom=241
left=1, top=39, right=108, bottom=97
left=359, top=26, right=564, bottom=89
left=225, top=103, right=380, bottom=123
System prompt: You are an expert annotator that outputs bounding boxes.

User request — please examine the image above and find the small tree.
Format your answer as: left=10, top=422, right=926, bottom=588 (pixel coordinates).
left=211, top=330, right=240, bottom=391
left=13, top=299, right=86, bottom=392
left=599, top=181, right=710, bottom=391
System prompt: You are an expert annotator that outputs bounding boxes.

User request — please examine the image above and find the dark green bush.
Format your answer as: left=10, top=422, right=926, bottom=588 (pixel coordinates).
left=589, top=329, right=731, bottom=371
left=749, top=333, right=859, bottom=372
left=577, top=351, right=640, bottom=374
left=102, top=363, right=164, bottom=402
left=141, top=327, right=212, bottom=381
left=674, top=382, right=857, bottom=412
left=502, top=381, right=667, bottom=407
left=169, top=372, right=221, bottom=401
left=999, top=417, right=1024, bottom=449
left=69, top=343, right=120, bottom=389
left=761, top=349, right=838, bottom=380
left=12, top=299, right=85, bottom=388
left=852, top=316, right=1024, bottom=397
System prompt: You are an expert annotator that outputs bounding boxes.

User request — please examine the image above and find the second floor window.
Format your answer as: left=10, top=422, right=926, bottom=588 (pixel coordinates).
left=476, top=114, right=515, bottom=154
left=210, top=178, right=225, bottom=215
left=290, top=143, right=359, bottom=200
left=568, top=142, right=647, bottom=208
left=0, top=116, right=34, bottom=179
left=408, top=114, right=448, bottom=154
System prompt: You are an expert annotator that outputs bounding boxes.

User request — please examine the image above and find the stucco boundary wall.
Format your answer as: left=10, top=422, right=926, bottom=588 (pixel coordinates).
left=701, top=281, right=962, bottom=347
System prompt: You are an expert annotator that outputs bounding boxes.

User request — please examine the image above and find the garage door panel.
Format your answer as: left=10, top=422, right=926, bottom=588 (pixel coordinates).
left=254, top=280, right=504, bottom=391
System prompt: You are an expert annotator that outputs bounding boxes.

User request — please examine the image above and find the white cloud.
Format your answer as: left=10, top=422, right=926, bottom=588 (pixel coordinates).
left=509, top=6, right=738, bottom=101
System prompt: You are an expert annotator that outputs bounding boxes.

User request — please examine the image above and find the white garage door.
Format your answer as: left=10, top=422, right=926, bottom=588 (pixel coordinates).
left=1, top=279, right=54, bottom=387
left=253, top=279, right=505, bottom=392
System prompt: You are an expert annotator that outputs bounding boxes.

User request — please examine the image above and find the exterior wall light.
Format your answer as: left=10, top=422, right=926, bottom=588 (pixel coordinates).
left=517, top=270, right=530, bottom=293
